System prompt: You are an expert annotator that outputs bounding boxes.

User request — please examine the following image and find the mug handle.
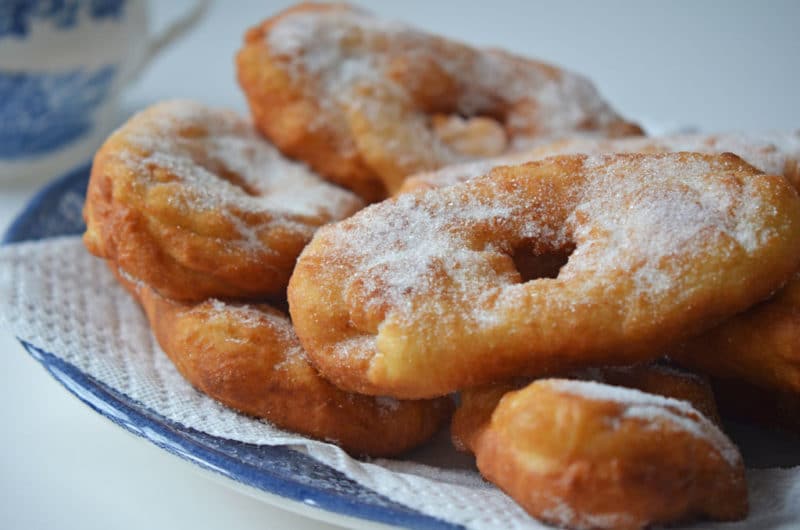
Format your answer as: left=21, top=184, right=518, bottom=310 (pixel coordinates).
left=129, top=0, right=211, bottom=81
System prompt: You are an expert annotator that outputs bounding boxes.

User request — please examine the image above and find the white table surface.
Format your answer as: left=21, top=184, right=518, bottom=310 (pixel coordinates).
left=1, top=1, right=798, bottom=529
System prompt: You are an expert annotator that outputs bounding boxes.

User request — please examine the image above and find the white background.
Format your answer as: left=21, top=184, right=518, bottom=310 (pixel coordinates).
left=1, top=1, right=798, bottom=529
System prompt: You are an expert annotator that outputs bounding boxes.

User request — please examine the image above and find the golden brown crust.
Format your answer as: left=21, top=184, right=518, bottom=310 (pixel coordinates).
left=673, top=271, right=800, bottom=393
left=451, top=363, right=720, bottom=454
left=399, top=131, right=800, bottom=194
left=83, top=100, right=363, bottom=302
left=236, top=3, right=641, bottom=200
left=399, top=129, right=800, bottom=427
left=473, top=380, right=747, bottom=529
left=451, top=381, right=524, bottom=454
left=671, top=271, right=800, bottom=415
left=289, top=153, right=800, bottom=398
left=578, top=363, right=722, bottom=426
left=113, top=268, right=451, bottom=457
left=236, top=4, right=387, bottom=201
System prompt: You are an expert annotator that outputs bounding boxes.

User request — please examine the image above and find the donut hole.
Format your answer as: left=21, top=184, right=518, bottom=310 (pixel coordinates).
left=430, top=113, right=508, bottom=158
left=510, top=243, right=574, bottom=282
left=181, top=155, right=259, bottom=197
left=185, top=143, right=261, bottom=197
left=214, top=166, right=261, bottom=196
left=389, top=57, right=509, bottom=157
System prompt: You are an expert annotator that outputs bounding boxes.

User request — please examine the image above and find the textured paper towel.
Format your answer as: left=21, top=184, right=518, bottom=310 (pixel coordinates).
left=1, top=237, right=799, bottom=530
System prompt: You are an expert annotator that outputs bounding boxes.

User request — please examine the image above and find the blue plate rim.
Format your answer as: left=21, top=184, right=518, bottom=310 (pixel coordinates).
left=3, top=163, right=461, bottom=530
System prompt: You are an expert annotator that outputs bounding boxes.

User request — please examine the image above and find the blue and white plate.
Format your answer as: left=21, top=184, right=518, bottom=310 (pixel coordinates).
left=3, top=164, right=459, bottom=530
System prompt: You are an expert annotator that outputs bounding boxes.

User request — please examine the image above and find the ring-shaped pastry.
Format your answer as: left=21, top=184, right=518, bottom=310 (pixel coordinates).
left=289, top=153, right=800, bottom=398
left=83, top=100, right=363, bottom=302
left=237, top=3, right=642, bottom=200
left=451, top=362, right=721, bottom=453
left=116, top=271, right=452, bottom=457
left=473, top=379, right=747, bottom=529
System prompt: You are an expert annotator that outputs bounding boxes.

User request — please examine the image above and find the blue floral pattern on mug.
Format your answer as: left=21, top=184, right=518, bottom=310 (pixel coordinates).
left=0, top=0, right=126, bottom=38
left=0, top=65, right=117, bottom=158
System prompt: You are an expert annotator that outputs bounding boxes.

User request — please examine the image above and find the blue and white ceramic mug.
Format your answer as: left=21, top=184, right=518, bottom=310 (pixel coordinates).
left=0, top=0, right=208, bottom=181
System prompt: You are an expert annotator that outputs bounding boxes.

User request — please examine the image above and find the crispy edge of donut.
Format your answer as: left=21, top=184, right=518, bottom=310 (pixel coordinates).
left=83, top=101, right=364, bottom=302
left=236, top=3, right=642, bottom=201
left=473, top=380, right=748, bottom=529
left=671, top=270, right=800, bottom=396
left=451, top=363, right=721, bottom=455
left=112, top=267, right=452, bottom=457
left=669, top=271, right=800, bottom=431
left=397, top=132, right=800, bottom=196
left=290, top=153, right=800, bottom=399
left=236, top=3, right=388, bottom=202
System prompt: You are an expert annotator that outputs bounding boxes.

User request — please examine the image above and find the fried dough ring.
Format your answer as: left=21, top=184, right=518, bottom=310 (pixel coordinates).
left=289, top=153, right=800, bottom=398
left=473, top=379, right=747, bottom=529
left=236, top=3, right=642, bottom=200
left=83, top=100, right=363, bottom=302
left=114, top=271, right=452, bottom=457
left=451, top=363, right=721, bottom=454
left=399, top=131, right=800, bottom=193
left=399, top=130, right=800, bottom=425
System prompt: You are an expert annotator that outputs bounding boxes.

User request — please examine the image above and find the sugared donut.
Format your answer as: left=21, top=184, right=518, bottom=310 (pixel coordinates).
left=472, top=379, right=747, bottom=529
left=114, top=271, right=452, bottom=457
left=288, top=153, right=800, bottom=398
left=83, top=100, right=364, bottom=302
left=397, top=130, right=800, bottom=426
left=399, top=131, right=800, bottom=193
left=451, top=363, right=721, bottom=454
left=236, top=3, right=642, bottom=200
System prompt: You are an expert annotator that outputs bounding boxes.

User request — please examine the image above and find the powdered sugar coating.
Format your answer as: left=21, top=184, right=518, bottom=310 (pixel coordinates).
left=119, top=100, right=363, bottom=230
left=84, top=100, right=365, bottom=301
left=539, top=496, right=637, bottom=530
left=201, top=299, right=306, bottom=370
left=250, top=4, right=639, bottom=198
left=403, top=130, right=800, bottom=192
left=478, top=378, right=747, bottom=529
left=290, top=152, right=800, bottom=397
left=567, top=154, right=773, bottom=294
left=545, top=379, right=742, bottom=466
left=334, top=190, right=534, bottom=323
left=268, top=7, right=630, bottom=136
left=328, top=153, right=782, bottom=322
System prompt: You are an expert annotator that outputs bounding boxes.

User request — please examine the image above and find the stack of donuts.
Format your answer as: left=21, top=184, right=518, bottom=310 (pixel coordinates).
left=82, top=3, right=800, bottom=529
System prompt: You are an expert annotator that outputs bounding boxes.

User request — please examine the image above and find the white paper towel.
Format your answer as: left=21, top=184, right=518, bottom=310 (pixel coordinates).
left=1, top=237, right=798, bottom=530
